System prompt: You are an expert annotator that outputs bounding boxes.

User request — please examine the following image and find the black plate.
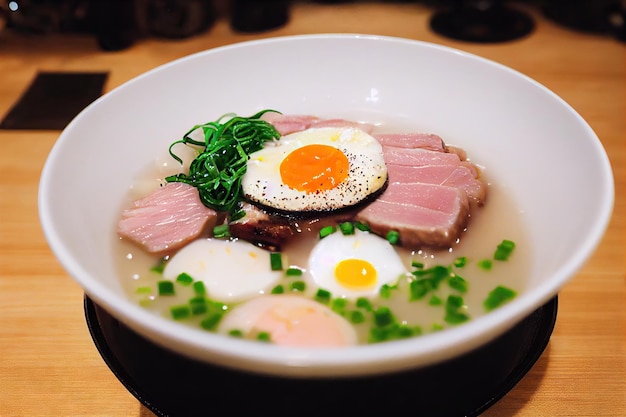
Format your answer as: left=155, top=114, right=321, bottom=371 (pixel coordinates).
left=85, top=296, right=557, bottom=417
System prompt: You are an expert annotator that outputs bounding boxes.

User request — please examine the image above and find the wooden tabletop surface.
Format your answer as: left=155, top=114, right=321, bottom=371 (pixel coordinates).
left=1, top=2, right=624, bottom=416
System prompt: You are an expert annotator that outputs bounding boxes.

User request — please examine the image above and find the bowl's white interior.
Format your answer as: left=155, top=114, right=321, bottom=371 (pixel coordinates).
left=39, top=34, right=614, bottom=377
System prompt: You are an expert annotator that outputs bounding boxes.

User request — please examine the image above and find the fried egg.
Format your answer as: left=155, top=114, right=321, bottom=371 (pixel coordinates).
left=241, top=127, right=387, bottom=213
left=163, top=239, right=282, bottom=303
left=218, top=294, right=358, bottom=347
left=308, top=229, right=408, bottom=299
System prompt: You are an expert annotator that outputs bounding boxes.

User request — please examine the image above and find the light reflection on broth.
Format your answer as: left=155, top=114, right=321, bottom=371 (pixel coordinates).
left=113, top=118, right=530, bottom=345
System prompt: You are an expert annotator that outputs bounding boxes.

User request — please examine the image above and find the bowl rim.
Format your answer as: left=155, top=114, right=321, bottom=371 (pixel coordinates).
left=38, top=33, right=616, bottom=377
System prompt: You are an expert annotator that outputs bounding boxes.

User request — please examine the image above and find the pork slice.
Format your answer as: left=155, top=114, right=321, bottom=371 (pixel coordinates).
left=117, top=182, right=218, bottom=256
left=229, top=203, right=295, bottom=250
left=260, top=113, right=320, bottom=135
left=382, top=145, right=464, bottom=167
left=310, top=118, right=376, bottom=134
left=386, top=164, right=487, bottom=206
left=373, top=133, right=447, bottom=152
left=355, top=199, right=469, bottom=249
left=377, top=182, right=470, bottom=214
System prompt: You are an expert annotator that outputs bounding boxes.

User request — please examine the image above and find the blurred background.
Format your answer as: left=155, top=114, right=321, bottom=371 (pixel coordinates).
left=0, top=0, right=624, bottom=50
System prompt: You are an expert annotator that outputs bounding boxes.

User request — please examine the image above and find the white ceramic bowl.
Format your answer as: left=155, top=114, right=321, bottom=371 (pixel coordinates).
left=39, top=34, right=614, bottom=378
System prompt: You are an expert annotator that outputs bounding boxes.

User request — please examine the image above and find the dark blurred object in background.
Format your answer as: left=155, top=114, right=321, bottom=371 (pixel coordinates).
left=229, top=0, right=289, bottom=33
left=146, top=0, right=216, bottom=39
left=542, top=0, right=625, bottom=42
left=429, top=0, right=534, bottom=43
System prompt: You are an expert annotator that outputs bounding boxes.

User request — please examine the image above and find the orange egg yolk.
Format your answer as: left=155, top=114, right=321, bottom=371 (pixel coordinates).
left=280, top=144, right=349, bottom=193
left=334, top=259, right=377, bottom=289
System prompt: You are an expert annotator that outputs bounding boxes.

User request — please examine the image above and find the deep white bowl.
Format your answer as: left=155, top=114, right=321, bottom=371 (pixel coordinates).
left=39, top=34, right=614, bottom=378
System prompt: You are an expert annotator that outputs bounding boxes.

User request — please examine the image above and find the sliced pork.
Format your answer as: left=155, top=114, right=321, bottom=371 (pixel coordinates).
left=228, top=203, right=295, bottom=250
left=117, top=182, right=218, bottom=256
left=373, top=133, right=447, bottom=152
left=261, top=113, right=376, bottom=135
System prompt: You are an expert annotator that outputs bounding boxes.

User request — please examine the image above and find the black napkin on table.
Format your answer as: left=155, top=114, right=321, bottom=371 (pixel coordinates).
left=0, top=71, right=108, bottom=130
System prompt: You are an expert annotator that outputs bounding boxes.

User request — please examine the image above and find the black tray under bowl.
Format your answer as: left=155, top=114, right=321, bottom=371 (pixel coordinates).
left=85, top=295, right=557, bottom=417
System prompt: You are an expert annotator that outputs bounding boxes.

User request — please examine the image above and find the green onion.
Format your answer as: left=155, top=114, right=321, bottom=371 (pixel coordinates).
left=135, top=286, right=152, bottom=295
left=379, top=283, right=396, bottom=299
left=256, top=332, right=271, bottom=342
left=411, top=260, right=424, bottom=269
left=150, top=258, right=167, bottom=274
left=319, top=225, right=336, bottom=239
left=158, top=280, right=175, bottom=296
left=290, top=280, right=306, bottom=292
left=230, top=209, right=246, bottom=222
left=428, top=295, right=443, bottom=306
left=331, top=298, right=348, bottom=314
left=494, top=239, right=516, bottom=261
left=348, top=310, right=365, bottom=324
left=478, top=259, right=493, bottom=270
left=213, top=224, right=230, bottom=238
left=448, top=274, right=468, bottom=293
left=373, top=306, right=395, bottom=327
left=444, top=295, right=470, bottom=325
left=189, top=296, right=208, bottom=315
left=285, top=267, right=303, bottom=277
left=200, top=313, right=223, bottom=330
left=228, top=329, right=244, bottom=337
left=484, top=286, right=517, bottom=311
left=271, top=284, right=284, bottom=294
left=339, top=222, right=355, bottom=235
left=176, top=272, right=194, bottom=286
left=356, top=297, right=373, bottom=311
left=453, top=257, right=468, bottom=268
left=409, top=279, right=429, bottom=301
left=354, top=222, right=370, bottom=232
left=386, top=230, right=400, bottom=245
left=165, top=110, right=281, bottom=213
left=270, top=252, right=283, bottom=271
left=193, top=281, right=207, bottom=296
left=315, top=288, right=332, bottom=304
left=170, top=305, right=191, bottom=320
left=432, top=323, right=445, bottom=332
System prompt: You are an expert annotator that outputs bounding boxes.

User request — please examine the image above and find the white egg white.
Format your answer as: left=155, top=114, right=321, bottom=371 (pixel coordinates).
left=162, top=239, right=282, bottom=303
left=308, top=229, right=409, bottom=299
left=241, top=127, right=387, bottom=213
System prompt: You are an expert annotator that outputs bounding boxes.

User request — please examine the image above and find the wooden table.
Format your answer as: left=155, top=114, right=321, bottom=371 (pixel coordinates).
left=1, top=2, right=624, bottom=416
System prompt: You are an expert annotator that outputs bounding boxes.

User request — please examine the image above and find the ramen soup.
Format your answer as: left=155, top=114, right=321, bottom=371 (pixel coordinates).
left=115, top=111, right=528, bottom=347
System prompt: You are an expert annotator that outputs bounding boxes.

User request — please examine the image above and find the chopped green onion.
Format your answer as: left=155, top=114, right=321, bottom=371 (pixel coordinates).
left=428, top=295, right=443, bottom=306
left=176, top=272, right=194, bottom=286
left=256, top=332, right=271, bottom=342
left=158, top=280, right=175, bottom=296
left=170, top=305, right=191, bottom=320
left=285, top=267, right=303, bottom=277
left=373, top=306, right=395, bottom=327
left=432, top=323, right=445, bottom=332
left=409, top=279, right=429, bottom=301
left=135, top=286, right=152, bottom=295
left=453, top=257, right=468, bottom=268
left=348, top=310, right=365, bottom=324
left=315, top=288, right=332, bottom=304
left=319, top=225, right=336, bottom=239
left=494, top=239, right=516, bottom=261
left=150, top=258, right=167, bottom=274
left=354, top=222, right=370, bottom=232
left=290, top=280, right=306, bottom=292
left=484, top=286, right=517, bottom=311
left=200, top=313, right=223, bottom=330
left=271, top=284, right=284, bottom=294
left=411, top=260, right=424, bottom=269
left=386, top=230, right=400, bottom=245
left=189, top=296, right=208, bottom=315
left=331, top=298, right=348, bottom=314
left=356, top=297, right=373, bottom=311
left=339, top=222, right=355, bottom=235
left=379, top=283, right=396, bottom=299
left=228, top=329, right=244, bottom=337
left=478, top=259, right=493, bottom=270
left=230, top=209, right=246, bottom=222
left=270, top=252, right=283, bottom=271
left=448, top=274, right=468, bottom=293
left=444, top=295, right=470, bottom=325
left=213, top=224, right=230, bottom=238
left=193, top=281, right=207, bottom=296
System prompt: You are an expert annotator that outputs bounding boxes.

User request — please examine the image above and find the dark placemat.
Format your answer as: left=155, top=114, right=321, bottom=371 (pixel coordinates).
left=0, top=71, right=108, bottom=130
left=85, top=296, right=557, bottom=417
